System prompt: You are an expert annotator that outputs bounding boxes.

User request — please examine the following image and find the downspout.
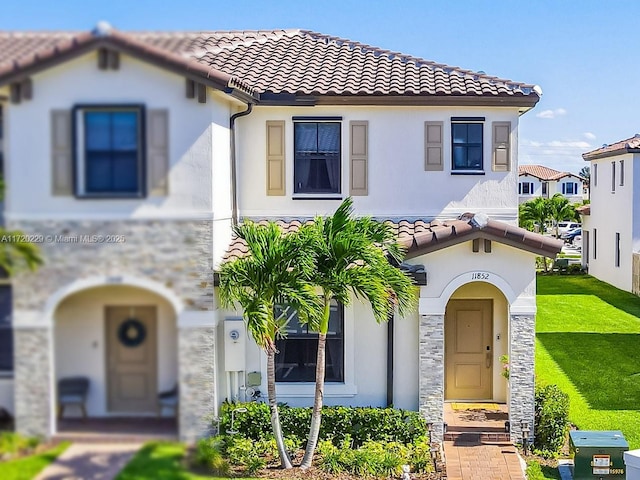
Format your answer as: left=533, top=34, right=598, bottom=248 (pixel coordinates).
left=386, top=311, right=394, bottom=407
left=230, top=103, right=253, bottom=226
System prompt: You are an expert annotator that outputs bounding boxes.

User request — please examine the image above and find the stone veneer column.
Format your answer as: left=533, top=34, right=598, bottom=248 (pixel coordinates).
left=418, top=314, right=445, bottom=443
left=509, top=314, right=535, bottom=444
left=14, top=326, right=51, bottom=437
left=178, top=325, right=217, bottom=442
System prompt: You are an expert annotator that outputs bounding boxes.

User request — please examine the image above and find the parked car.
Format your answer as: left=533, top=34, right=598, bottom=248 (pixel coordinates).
left=562, top=228, right=582, bottom=243
left=557, top=222, right=581, bottom=236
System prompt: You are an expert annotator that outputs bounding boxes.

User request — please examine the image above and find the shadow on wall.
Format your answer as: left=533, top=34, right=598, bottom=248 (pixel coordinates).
left=537, top=332, right=640, bottom=410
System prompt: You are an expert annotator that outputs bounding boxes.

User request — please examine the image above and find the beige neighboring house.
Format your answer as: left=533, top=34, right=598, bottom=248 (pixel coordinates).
left=0, top=24, right=561, bottom=445
left=518, top=165, right=586, bottom=204
left=580, top=135, right=640, bottom=293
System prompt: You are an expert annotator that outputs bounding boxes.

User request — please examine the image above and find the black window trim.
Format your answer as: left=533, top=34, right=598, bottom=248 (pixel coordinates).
left=450, top=118, right=485, bottom=173
left=275, top=302, right=345, bottom=384
left=72, top=104, right=147, bottom=199
left=292, top=118, right=342, bottom=196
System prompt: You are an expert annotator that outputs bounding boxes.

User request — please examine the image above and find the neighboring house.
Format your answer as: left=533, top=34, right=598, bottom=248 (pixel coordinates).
left=0, top=24, right=561, bottom=444
left=580, top=135, right=640, bottom=293
left=518, top=164, right=585, bottom=204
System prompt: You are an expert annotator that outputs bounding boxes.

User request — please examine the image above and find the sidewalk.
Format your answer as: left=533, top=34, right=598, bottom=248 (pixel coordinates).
left=35, top=443, right=141, bottom=480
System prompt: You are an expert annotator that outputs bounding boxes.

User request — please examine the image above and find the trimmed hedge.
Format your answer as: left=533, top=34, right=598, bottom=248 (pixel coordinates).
left=219, top=402, right=428, bottom=447
left=534, top=384, right=570, bottom=455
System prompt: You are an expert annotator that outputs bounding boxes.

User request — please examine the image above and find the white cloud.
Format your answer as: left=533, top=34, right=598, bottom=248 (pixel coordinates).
left=536, top=108, right=567, bottom=119
left=583, top=132, right=596, bottom=140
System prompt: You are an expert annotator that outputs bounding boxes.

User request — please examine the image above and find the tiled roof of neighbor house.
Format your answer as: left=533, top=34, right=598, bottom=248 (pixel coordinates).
left=518, top=164, right=581, bottom=181
left=221, top=213, right=562, bottom=265
left=0, top=26, right=541, bottom=104
left=576, top=204, right=590, bottom=216
left=582, top=134, right=640, bottom=160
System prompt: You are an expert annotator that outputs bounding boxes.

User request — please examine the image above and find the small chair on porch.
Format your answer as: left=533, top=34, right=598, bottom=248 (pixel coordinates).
left=158, top=385, right=179, bottom=418
left=57, top=377, right=90, bottom=419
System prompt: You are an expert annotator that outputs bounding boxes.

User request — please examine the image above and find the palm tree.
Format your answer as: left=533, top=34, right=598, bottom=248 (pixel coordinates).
left=579, top=166, right=590, bottom=183
left=0, top=229, right=43, bottom=274
left=299, top=198, right=417, bottom=469
left=548, top=194, right=578, bottom=238
left=218, top=221, right=321, bottom=469
left=519, top=197, right=550, bottom=234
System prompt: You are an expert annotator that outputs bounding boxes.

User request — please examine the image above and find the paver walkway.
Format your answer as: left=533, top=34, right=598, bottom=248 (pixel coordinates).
left=444, top=441, right=525, bottom=480
left=35, top=443, right=141, bottom=480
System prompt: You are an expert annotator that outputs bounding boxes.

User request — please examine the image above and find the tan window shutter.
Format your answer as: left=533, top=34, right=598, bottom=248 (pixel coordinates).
left=51, top=110, right=73, bottom=196
left=424, top=121, right=443, bottom=171
left=350, top=121, right=368, bottom=195
left=147, top=109, right=170, bottom=196
left=266, top=120, right=285, bottom=196
left=492, top=121, right=511, bottom=172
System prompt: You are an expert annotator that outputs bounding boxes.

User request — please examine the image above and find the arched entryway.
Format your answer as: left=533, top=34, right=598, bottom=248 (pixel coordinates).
left=46, top=277, right=181, bottom=438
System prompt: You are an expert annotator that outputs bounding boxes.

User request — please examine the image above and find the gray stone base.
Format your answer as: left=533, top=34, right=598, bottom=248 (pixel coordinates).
left=178, top=326, right=217, bottom=442
left=418, top=314, right=444, bottom=443
left=508, top=314, right=535, bottom=444
left=14, top=327, right=51, bottom=437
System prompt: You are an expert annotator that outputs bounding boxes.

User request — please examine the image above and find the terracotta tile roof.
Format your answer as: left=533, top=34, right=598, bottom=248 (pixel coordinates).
left=0, top=27, right=541, bottom=102
left=221, top=213, right=562, bottom=265
left=582, top=134, right=640, bottom=160
left=576, top=204, right=590, bottom=215
left=518, top=164, right=568, bottom=181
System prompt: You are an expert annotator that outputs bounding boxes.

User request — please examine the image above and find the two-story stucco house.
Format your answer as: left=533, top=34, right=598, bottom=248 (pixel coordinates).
left=580, top=135, right=640, bottom=293
left=0, top=24, right=560, bottom=444
left=518, top=164, right=585, bottom=204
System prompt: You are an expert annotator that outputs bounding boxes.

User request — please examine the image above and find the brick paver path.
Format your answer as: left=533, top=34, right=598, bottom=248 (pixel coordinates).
left=444, top=441, right=525, bottom=480
left=35, top=442, right=141, bottom=480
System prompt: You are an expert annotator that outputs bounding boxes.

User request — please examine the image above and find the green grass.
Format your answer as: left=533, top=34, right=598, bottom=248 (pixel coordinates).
left=0, top=442, right=69, bottom=480
left=526, top=460, right=561, bottom=480
left=536, top=275, right=640, bottom=448
left=116, top=442, right=256, bottom=480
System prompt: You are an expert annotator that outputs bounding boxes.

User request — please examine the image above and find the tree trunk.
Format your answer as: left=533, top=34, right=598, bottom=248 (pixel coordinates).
left=267, top=349, right=292, bottom=469
left=300, top=331, right=326, bottom=469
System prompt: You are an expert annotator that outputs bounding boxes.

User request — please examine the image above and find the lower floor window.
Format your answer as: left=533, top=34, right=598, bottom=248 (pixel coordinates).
left=0, top=285, right=13, bottom=373
left=275, top=301, right=344, bottom=382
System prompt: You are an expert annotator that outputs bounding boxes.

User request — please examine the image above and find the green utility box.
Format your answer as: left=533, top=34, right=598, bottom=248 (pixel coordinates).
left=570, top=430, right=628, bottom=479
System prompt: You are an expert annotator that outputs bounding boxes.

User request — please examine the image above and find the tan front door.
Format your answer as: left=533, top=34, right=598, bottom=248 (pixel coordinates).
left=106, top=306, right=157, bottom=413
left=445, top=299, right=493, bottom=400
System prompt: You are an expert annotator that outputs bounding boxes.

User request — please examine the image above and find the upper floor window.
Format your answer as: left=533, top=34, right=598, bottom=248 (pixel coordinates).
left=542, top=182, right=548, bottom=196
left=0, top=285, right=13, bottom=375
left=451, top=119, right=483, bottom=172
left=620, top=160, right=625, bottom=186
left=519, top=182, right=534, bottom=195
left=275, top=301, right=344, bottom=383
left=294, top=121, right=341, bottom=194
left=74, top=105, right=145, bottom=197
left=611, top=161, right=616, bottom=193
left=593, top=164, right=598, bottom=187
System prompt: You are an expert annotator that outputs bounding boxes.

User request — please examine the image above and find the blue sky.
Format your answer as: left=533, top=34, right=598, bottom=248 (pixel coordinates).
left=3, top=0, right=638, bottom=174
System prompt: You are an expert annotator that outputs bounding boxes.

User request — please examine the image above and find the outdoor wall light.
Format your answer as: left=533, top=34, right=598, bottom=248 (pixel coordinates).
left=226, top=407, right=248, bottom=435
left=521, top=420, right=531, bottom=454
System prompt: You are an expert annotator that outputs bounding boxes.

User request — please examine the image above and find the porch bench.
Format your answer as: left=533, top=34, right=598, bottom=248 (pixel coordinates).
left=57, top=376, right=89, bottom=419
left=552, top=258, right=569, bottom=274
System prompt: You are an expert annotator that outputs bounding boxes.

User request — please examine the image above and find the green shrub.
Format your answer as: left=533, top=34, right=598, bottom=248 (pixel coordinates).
left=568, top=263, right=583, bottom=275
left=535, top=384, right=570, bottom=455
left=195, top=437, right=229, bottom=475
left=225, top=436, right=266, bottom=474
left=219, top=402, right=428, bottom=447
left=0, top=432, right=39, bottom=456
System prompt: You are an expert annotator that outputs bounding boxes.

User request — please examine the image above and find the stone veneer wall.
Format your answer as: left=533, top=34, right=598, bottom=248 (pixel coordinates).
left=8, top=219, right=217, bottom=440
left=8, top=220, right=215, bottom=312
left=418, top=314, right=445, bottom=443
left=13, top=328, right=50, bottom=437
left=508, top=314, right=535, bottom=443
left=178, top=326, right=217, bottom=442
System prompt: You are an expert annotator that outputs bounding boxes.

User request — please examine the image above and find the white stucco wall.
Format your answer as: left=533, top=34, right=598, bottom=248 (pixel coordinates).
left=53, top=285, right=177, bottom=417
left=4, top=51, right=234, bottom=221
left=236, top=106, right=521, bottom=222
left=518, top=174, right=584, bottom=204
left=586, top=153, right=634, bottom=291
left=0, top=378, right=14, bottom=414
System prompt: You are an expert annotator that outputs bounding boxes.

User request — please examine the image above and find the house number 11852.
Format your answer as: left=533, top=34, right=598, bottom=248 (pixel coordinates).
left=471, top=272, right=490, bottom=280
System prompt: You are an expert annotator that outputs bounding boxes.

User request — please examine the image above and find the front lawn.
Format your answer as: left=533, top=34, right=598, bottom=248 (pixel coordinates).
left=116, top=442, right=256, bottom=480
left=536, top=275, right=640, bottom=448
left=0, top=442, right=69, bottom=480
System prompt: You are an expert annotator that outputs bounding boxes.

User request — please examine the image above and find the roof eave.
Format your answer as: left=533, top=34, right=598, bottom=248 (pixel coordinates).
left=309, top=94, right=539, bottom=108
left=583, top=148, right=640, bottom=161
